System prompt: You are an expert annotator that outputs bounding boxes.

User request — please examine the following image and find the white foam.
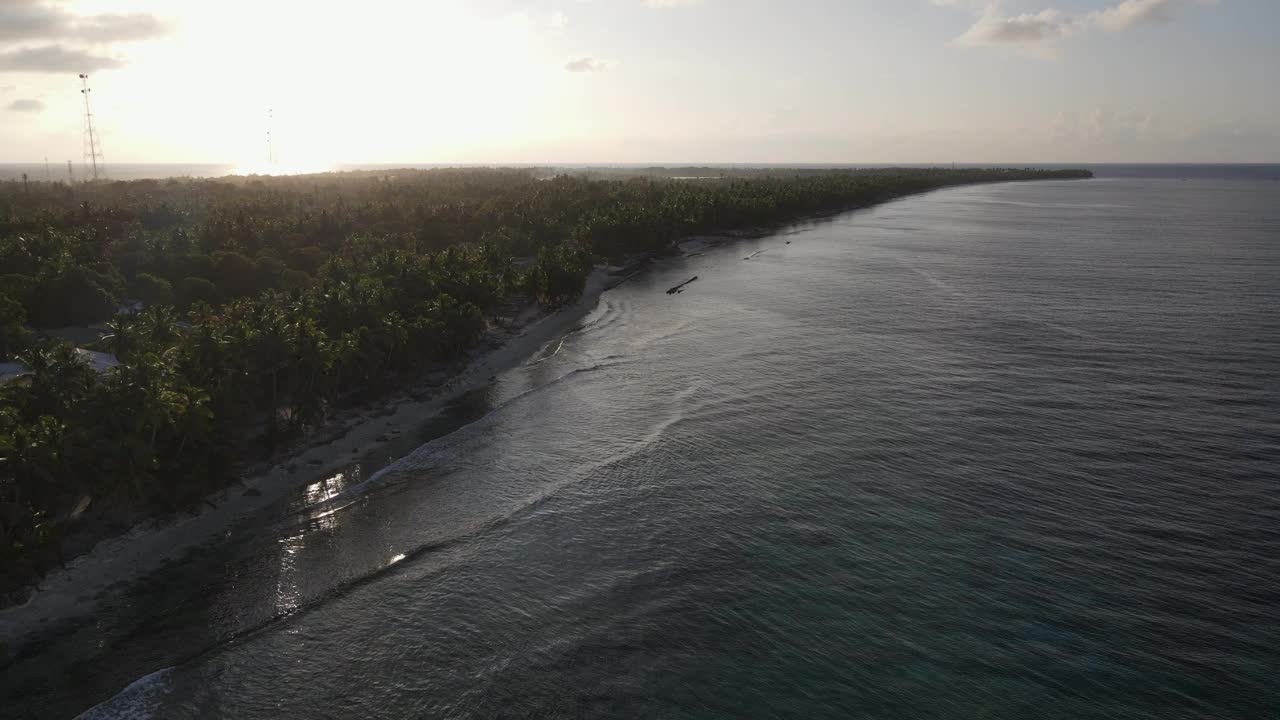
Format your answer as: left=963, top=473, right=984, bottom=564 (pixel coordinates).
left=76, top=667, right=173, bottom=720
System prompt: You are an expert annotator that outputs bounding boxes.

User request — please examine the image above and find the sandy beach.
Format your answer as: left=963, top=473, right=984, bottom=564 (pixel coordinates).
left=0, top=269, right=618, bottom=654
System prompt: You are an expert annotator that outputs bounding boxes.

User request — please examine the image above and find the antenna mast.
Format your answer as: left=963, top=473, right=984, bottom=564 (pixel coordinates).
left=79, top=73, right=105, bottom=180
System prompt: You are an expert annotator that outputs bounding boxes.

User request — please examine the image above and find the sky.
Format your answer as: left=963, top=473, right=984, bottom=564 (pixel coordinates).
left=0, top=0, right=1276, bottom=165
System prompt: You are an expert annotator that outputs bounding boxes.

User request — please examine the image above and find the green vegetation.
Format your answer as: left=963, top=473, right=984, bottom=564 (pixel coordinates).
left=0, top=166, right=1090, bottom=593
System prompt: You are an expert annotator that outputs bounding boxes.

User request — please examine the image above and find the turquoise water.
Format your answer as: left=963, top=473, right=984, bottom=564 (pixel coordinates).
left=4, top=173, right=1279, bottom=719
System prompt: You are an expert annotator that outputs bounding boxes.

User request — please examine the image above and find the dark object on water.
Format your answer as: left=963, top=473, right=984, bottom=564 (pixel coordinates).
left=667, top=276, right=699, bottom=294
left=786, top=241, right=792, bottom=244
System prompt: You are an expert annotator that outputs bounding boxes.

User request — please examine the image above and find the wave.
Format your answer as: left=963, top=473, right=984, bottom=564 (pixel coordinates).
left=570, top=296, right=629, bottom=336
left=290, top=359, right=632, bottom=521
left=524, top=335, right=568, bottom=366
left=76, top=668, right=173, bottom=720
left=84, top=379, right=706, bottom=718
left=963, top=198, right=1131, bottom=209
left=858, top=225, right=922, bottom=232
left=631, top=321, right=697, bottom=351
left=901, top=262, right=1105, bottom=343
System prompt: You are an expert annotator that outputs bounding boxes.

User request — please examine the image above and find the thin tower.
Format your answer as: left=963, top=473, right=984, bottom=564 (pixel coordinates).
left=67, top=160, right=75, bottom=184
left=44, top=157, right=51, bottom=181
left=79, top=73, right=105, bottom=180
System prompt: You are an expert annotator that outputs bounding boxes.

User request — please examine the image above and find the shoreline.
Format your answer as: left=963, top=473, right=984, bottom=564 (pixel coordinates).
left=0, top=269, right=617, bottom=655
left=0, top=175, right=1091, bottom=657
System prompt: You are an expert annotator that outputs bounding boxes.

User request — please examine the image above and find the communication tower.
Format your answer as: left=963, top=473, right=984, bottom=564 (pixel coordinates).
left=79, top=73, right=105, bottom=180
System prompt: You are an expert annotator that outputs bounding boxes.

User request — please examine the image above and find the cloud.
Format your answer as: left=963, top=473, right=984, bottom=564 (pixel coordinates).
left=1043, top=106, right=1280, bottom=160
left=1089, top=0, right=1184, bottom=31
left=7, top=98, right=45, bottom=112
left=76, top=13, right=170, bottom=44
left=955, top=8, right=1077, bottom=45
left=645, top=0, right=702, bottom=7
left=0, top=1, right=168, bottom=44
left=565, top=56, right=609, bottom=72
left=938, top=0, right=1212, bottom=50
left=0, top=1, right=64, bottom=44
left=0, top=45, right=123, bottom=73
left=1053, top=105, right=1161, bottom=143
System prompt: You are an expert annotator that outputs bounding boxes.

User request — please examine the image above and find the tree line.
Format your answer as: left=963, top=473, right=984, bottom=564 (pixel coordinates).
left=0, top=166, right=1091, bottom=595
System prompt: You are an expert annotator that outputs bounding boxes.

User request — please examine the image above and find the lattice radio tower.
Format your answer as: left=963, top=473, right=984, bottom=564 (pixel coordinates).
left=267, top=108, right=276, bottom=166
left=79, top=73, right=105, bottom=180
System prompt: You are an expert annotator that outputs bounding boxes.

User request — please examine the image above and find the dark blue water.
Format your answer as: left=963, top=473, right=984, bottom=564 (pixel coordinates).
left=5, top=172, right=1279, bottom=719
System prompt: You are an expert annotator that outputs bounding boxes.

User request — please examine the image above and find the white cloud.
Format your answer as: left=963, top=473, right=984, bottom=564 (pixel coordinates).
left=645, top=0, right=702, bottom=7
left=565, top=56, right=609, bottom=72
left=75, top=13, right=169, bottom=44
left=938, top=0, right=1215, bottom=51
left=954, top=8, right=1078, bottom=46
left=1090, top=0, right=1174, bottom=31
left=7, top=97, right=45, bottom=112
left=0, top=1, right=168, bottom=45
left=0, top=1, right=169, bottom=76
left=0, top=45, right=122, bottom=73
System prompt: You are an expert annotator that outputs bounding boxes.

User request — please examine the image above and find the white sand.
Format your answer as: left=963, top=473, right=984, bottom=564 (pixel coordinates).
left=0, top=270, right=616, bottom=651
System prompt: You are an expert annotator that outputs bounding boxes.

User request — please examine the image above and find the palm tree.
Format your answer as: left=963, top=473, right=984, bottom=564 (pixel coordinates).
left=102, top=313, right=137, bottom=362
left=137, top=305, right=182, bottom=348
left=14, top=344, right=96, bottom=422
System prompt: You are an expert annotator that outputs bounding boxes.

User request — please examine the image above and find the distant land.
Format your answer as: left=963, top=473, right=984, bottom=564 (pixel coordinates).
left=2, top=163, right=1279, bottom=183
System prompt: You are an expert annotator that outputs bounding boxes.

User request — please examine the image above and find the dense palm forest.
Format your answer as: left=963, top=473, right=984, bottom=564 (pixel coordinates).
left=0, top=166, right=1090, bottom=595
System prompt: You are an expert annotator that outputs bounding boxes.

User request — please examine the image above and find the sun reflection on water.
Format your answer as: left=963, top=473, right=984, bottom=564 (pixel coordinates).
left=304, top=472, right=348, bottom=506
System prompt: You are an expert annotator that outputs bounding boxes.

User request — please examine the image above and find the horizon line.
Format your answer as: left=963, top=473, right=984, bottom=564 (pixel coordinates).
left=3, top=161, right=1279, bottom=167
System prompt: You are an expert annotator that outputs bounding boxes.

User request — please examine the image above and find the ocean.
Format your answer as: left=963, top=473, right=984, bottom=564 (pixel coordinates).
left=3, top=167, right=1278, bottom=719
